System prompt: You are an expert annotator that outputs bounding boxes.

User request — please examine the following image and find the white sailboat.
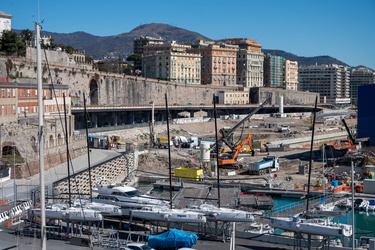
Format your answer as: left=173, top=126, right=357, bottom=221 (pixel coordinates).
left=73, top=199, right=122, bottom=217
left=131, top=205, right=206, bottom=223
left=269, top=216, right=352, bottom=237
left=29, top=203, right=103, bottom=222
left=187, top=204, right=254, bottom=222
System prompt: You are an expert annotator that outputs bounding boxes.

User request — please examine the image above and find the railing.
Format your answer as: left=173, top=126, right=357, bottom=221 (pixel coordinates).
left=264, top=193, right=333, bottom=217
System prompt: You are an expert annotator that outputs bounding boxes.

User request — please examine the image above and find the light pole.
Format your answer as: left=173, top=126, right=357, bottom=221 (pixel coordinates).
left=13, top=144, right=16, bottom=208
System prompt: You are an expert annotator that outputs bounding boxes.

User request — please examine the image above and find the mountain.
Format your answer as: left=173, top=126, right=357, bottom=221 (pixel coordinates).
left=37, top=23, right=211, bottom=59
left=13, top=23, right=370, bottom=69
left=262, top=49, right=349, bottom=67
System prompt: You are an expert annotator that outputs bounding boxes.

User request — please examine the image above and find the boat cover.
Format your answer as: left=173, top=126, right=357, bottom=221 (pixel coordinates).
left=148, top=229, right=198, bottom=248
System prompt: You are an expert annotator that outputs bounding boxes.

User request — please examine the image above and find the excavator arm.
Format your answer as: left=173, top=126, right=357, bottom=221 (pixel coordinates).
left=211, top=95, right=272, bottom=152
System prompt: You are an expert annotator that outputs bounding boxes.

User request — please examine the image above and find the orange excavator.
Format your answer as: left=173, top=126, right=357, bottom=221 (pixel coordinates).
left=211, top=95, right=272, bottom=169
left=218, top=134, right=255, bottom=168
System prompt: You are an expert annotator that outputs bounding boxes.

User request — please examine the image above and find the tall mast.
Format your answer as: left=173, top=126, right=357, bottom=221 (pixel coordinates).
left=165, top=93, right=172, bottom=209
left=306, top=96, right=318, bottom=213
left=83, top=94, right=92, bottom=201
left=36, top=22, right=46, bottom=250
left=213, top=94, right=220, bottom=208
left=63, top=93, right=71, bottom=206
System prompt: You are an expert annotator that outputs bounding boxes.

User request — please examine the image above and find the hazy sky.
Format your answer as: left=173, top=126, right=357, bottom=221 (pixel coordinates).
left=2, top=0, right=375, bottom=69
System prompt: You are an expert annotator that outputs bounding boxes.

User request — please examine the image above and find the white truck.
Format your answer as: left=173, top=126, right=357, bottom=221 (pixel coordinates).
left=248, top=156, right=279, bottom=175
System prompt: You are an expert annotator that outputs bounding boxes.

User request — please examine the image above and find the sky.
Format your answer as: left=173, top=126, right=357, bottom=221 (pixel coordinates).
left=2, top=0, right=375, bottom=69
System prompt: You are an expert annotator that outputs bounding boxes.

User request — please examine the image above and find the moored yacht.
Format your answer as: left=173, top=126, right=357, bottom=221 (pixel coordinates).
left=73, top=199, right=122, bottom=217
left=187, top=204, right=255, bottom=222
left=92, top=178, right=168, bottom=209
left=131, top=205, right=207, bottom=223
left=269, top=216, right=352, bottom=237
left=29, top=203, right=103, bottom=222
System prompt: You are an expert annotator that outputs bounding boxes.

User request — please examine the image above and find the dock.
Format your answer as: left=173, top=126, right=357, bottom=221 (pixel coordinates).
left=245, top=189, right=307, bottom=199
left=238, top=194, right=274, bottom=209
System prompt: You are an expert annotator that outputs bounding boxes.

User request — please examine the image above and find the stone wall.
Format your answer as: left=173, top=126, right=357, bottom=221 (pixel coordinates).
left=250, top=87, right=319, bottom=105
left=52, top=151, right=136, bottom=201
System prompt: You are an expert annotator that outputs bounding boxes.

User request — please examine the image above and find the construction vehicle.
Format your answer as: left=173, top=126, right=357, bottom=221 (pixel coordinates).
left=247, top=156, right=279, bottom=175
left=218, top=134, right=255, bottom=168
left=210, top=95, right=272, bottom=168
left=110, top=135, right=121, bottom=144
left=154, top=137, right=173, bottom=149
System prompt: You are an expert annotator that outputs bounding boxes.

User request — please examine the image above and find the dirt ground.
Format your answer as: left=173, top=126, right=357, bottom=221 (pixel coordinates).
left=104, top=113, right=357, bottom=190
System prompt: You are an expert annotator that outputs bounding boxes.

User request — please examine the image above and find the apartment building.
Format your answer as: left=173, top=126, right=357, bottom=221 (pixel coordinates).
left=264, top=54, right=285, bottom=89
left=133, top=36, right=164, bottom=70
left=350, top=67, right=375, bottom=103
left=213, top=38, right=264, bottom=88
left=0, top=11, right=12, bottom=35
left=215, top=38, right=262, bottom=53
left=237, top=49, right=264, bottom=87
left=142, top=42, right=201, bottom=84
left=0, top=78, right=72, bottom=147
left=188, top=41, right=238, bottom=86
left=298, top=64, right=351, bottom=104
left=284, top=60, right=298, bottom=90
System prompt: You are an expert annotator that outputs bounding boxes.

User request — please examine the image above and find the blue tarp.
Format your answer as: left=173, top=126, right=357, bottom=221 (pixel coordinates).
left=147, top=229, right=198, bottom=249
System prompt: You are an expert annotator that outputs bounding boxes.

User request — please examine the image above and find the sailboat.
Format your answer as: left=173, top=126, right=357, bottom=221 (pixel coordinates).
left=187, top=204, right=254, bottom=222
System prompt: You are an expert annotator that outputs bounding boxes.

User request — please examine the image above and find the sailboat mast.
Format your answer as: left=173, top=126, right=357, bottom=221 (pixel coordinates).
left=63, top=93, right=71, bottom=206
left=83, top=94, right=92, bottom=201
left=36, top=22, right=46, bottom=250
left=306, top=96, right=318, bottom=212
left=165, top=93, right=172, bottom=209
left=213, top=94, right=221, bottom=208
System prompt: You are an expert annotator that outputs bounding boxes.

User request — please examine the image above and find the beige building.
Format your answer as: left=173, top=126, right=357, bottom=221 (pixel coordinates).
left=218, top=89, right=249, bottom=104
left=142, top=42, right=201, bottom=84
left=212, top=38, right=264, bottom=88
left=188, top=41, right=238, bottom=86
left=284, top=60, right=298, bottom=90
left=237, top=49, right=264, bottom=88
left=215, top=38, right=262, bottom=53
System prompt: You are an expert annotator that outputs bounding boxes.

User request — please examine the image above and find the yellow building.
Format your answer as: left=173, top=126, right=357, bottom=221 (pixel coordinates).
left=285, top=60, right=298, bottom=90
left=142, top=42, right=201, bottom=84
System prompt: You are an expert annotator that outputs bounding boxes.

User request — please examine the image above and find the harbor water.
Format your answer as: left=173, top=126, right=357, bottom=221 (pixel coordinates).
left=272, top=197, right=375, bottom=239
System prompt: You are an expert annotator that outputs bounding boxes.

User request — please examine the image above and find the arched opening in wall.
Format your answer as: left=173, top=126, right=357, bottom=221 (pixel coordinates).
left=57, top=133, right=63, bottom=145
left=31, top=136, right=37, bottom=152
left=89, top=79, right=99, bottom=105
left=49, top=135, right=54, bottom=148
left=2, top=145, right=19, bottom=156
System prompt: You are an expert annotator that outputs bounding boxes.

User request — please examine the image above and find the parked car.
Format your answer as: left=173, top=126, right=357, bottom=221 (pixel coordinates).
left=126, top=243, right=155, bottom=250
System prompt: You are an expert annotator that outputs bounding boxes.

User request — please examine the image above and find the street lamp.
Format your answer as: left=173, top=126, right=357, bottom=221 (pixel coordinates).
left=13, top=144, right=16, bottom=207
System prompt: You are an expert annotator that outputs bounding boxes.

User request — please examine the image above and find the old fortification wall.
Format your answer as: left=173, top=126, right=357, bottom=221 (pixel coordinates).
left=1, top=55, right=316, bottom=107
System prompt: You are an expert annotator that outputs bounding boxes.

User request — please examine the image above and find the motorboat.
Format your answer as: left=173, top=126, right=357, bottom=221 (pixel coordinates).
left=29, top=203, right=103, bottom=222
left=73, top=199, right=122, bottom=217
left=269, top=216, right=352, bottom=237
left=131, top=205, right=206, bottom=223
left=187, top=204, right=254, bottom=222
left=92, top=178, right=168, bottom=209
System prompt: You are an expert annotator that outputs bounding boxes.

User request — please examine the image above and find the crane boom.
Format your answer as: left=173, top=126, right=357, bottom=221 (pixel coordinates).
left=341, top=118, right=356, bottom=144
left=210, top=95, right=272, bottom=151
